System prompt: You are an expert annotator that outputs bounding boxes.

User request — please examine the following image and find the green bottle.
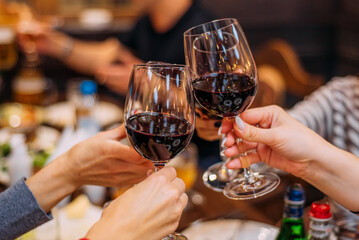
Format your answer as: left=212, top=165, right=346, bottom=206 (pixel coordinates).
left=276, top=183, right=306, bottom=240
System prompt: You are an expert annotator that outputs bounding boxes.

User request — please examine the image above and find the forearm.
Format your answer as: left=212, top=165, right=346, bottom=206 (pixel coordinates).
left=47, top=33, right=120, bottom=75
left=302, top=142, right=359, bottom=211
left=66, top=38, right=120, bottom=74
left=26, top=153, right=78, bottom=213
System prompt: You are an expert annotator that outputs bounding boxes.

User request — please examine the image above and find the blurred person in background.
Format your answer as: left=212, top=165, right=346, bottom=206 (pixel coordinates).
left=0, top=125, right=187, bottom=240
left=17, top=0, right=220, bottom=169
left=18, top=0, right=213, bottom=95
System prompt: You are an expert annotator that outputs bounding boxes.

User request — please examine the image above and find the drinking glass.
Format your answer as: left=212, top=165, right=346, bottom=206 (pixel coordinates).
left=0, top=27, right=18, bottom=71
left=125, top=63, right=195, bottom=240
left=184, top=18, right=280, bottom=200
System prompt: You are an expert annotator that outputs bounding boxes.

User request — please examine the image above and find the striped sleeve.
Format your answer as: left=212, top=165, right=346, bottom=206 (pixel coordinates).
left=288, top=76, right=359, bottom=143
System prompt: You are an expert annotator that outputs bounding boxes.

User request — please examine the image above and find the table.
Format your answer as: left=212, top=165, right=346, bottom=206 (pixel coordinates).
left=178, top=168, right=323, bottom=232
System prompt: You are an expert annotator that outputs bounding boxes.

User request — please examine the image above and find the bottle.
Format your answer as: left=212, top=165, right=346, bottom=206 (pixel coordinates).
left=12, top=63, right=46, bottom=105
left=0, top=27, right=17, bottom=70
left=276, top=183, right=307, bottom=240
left=75, top=80, right=100, bottom=134
left=308, top=202, right=335, bottom=240
left=76, top=80, right=104, bottom=205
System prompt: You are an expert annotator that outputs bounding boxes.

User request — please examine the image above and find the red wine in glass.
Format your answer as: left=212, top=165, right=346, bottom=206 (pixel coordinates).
left=193, top=72, right=257, bottom=117
left=126, top=112, right=193, bottom=164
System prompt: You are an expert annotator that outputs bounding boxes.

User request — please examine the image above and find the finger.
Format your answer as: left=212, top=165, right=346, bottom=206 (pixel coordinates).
left=224, top=140, right=258, bottom=158
left=240, top=105, right=280, bottom=128
left=243, top=140, right=258, bottom=150
left=221, top=117, right=233, bottom=134
left=154, top=167, right=177, bottom=182
left=233, top=116, right=273, bottom=145
left=171, top=178, right=186, bottom=195
left=178, top=193, right=188, bottom=210
left=102, top=142, right=148, bottom=164
left=224, top=145, right=241, bottom=158
left=85, top=158, right=152, bottom=178
left=85, top=171, right=146, bottom=186
left=113, top=159, right=154, bottom=173
left=101, top=124, right=126, bottom=140
left=223, top=131, right=236, bottom=148
left=225, top=151, right=261, bottom=169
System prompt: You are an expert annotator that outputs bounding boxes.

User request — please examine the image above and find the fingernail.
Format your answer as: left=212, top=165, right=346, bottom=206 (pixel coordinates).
left=220, top=149, right=226, bottom=158
left=220, top=137, right=227, bottom=148
left=214, top=121, right=222, bottom=128
left=220, top=149, right=227, bottom=161
left=235, top=116, right=245, bottom=131
left=147, top=170, right=153, bottom=176
left=218, top=126, right=222, bottom=135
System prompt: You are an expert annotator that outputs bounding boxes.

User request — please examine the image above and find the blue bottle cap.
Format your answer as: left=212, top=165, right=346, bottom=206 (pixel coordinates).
left=80, top=80, right=97, bottom=95
left=285, top=183, right=305, bottom=202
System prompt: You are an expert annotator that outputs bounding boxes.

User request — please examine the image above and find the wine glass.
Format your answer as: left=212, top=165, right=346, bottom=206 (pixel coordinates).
left=184, top=18, right=280, bottom=200
left=125, top=63, right=195, bottom=240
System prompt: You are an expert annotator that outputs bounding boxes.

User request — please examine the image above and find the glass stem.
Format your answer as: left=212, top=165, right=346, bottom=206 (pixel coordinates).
left=243, top=167, right=257, bottom=184
left=155, top=163, right=174, bottom=240
left=236, top=136, right=258, bottom=184
left=162, top=233, right=175, bottom=240
left=154, top=163, right=166, bottom=172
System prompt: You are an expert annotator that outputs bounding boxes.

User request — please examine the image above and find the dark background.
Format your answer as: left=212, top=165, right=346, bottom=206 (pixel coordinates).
left=1, top=0, right=359, bottom=106
left=201, top=0, right=359, bottom=81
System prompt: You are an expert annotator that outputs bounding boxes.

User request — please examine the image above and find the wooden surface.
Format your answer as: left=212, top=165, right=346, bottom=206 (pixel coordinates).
left=178, top=167, right=322, bottom=232
left=179, top=169, right=285, bottom=231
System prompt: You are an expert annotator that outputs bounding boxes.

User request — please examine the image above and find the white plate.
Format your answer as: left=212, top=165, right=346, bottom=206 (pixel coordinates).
left=45, top=101, right=123, bottom=128
left=182, top=219, right=279, bottom=240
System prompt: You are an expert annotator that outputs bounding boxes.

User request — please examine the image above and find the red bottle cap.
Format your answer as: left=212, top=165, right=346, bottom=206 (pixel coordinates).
left=309, top=202, right=332, bottom=219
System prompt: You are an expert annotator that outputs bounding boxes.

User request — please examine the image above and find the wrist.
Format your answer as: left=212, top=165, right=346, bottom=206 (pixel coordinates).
left=59, top=37, right=74, bottom=60
left=55, top=152, right=81, bottom=191
left=299, top=140, right=334, bottom=183
left=25, top=154, right=78, bottom=212
left=47, top=33, right=74, bottom=60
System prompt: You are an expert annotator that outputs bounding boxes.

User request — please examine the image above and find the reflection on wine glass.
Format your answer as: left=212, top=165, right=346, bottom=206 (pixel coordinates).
left=168, top=143, right=198, bottom=191
left=125, top=63, right=195, bottom=240
left=184, top=18, right=280, bottom=200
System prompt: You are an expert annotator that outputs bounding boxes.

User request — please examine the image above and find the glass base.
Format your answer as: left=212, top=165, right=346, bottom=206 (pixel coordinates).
left=162, top=233, right=188, bottom=240
left=202, top=162, right=236, bottom=192
left=223, top=172, right=280, bottom=200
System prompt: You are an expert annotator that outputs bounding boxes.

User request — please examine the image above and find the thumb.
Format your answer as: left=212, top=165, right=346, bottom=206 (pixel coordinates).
left=233, top=115, right=272, bottom=145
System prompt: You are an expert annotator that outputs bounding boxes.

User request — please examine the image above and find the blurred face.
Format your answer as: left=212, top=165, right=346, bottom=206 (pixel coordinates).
left=131, top=0, right=158, bottom=15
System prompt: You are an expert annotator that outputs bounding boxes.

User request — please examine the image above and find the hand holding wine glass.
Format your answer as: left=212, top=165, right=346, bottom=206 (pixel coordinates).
left=85, top=167, right=188, bottom=240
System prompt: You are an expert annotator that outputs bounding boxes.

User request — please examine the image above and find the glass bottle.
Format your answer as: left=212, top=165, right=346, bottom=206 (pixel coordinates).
left=76, top=80, right=104, bottom=205
left=307, top=201, right=335, bottom=240
left=12, top=63, right=46, bottom=105
left=276, top=183, right=307, bottom=240
left=75, top=80, right=100, bottom=133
